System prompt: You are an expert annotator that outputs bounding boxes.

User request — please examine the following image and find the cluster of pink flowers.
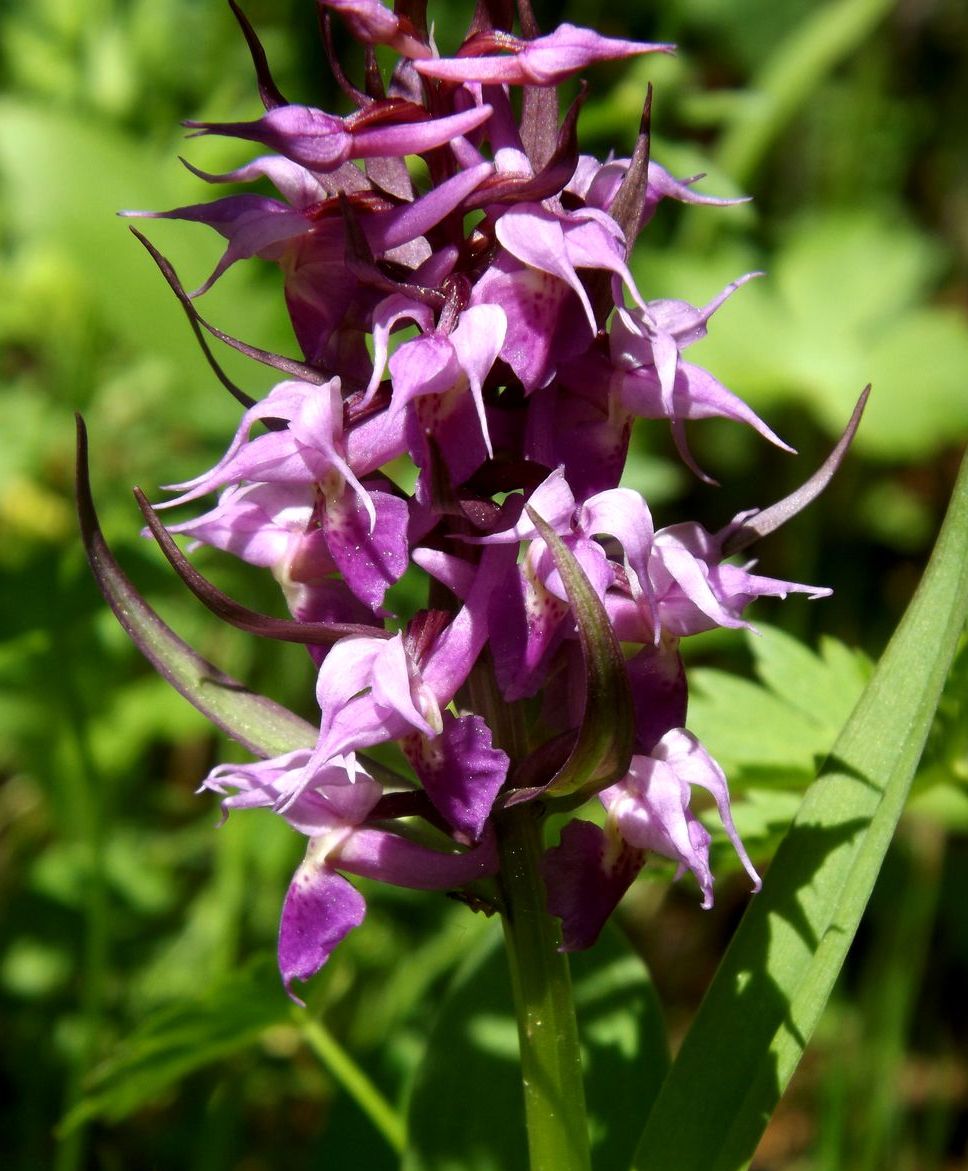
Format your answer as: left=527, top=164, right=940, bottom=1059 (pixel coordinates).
left=129, top=0, right=834, bottom=999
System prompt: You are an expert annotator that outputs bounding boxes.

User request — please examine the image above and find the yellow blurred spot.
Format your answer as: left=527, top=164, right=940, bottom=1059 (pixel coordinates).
left=0, top=476, right=73, bottom=541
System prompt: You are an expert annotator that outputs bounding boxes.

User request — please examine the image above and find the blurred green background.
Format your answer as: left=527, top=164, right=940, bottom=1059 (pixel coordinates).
left=1, top=0, right=966, bottom=1168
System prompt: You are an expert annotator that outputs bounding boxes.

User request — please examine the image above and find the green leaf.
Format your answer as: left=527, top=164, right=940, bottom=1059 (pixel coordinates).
left=631, top=450, right=968, bottom=1171
left=524, top=506, right=634, bottom=804
left=644, top=214, right=968, bottom=461
left=76, top=415, right=317, bottom=759
left=59, top=956, right=290, bottom=1131
left=404, top=922, right=669, bottom=1171
left=688, top=625, right=871, bottom=775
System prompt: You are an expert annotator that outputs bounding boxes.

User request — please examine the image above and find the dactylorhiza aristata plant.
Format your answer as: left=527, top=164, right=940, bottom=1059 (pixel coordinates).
left=76, top=0, right=887, bottom=1165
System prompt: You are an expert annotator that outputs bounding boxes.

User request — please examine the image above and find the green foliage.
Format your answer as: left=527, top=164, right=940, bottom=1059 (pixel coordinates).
left=2, top=0, right=966, bottom=1168
left=405, top=923, right=669, bottom=1171
left=633, top=451, right=968, bottom=1170
left=637, top=210, right=968, bottom=463
left=59, top=956, right=292, bottom=1131
left=690, top=623, right=873, bottom=776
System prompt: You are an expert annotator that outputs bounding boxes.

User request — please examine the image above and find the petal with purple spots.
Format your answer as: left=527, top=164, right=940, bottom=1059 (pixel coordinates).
left=278, top=855, right=366, bottom=1002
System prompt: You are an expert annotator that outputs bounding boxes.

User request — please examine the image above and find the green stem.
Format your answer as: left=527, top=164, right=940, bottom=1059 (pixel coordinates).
left=55, top=631, right=109, bottom=1171
left=299, top=1014, right=406, bottom=1155
left=717, top=0, right=891, bottom=188
left=463, top=650, right=591, bottom=1171
left=497, top=805, right=592, bottom=1171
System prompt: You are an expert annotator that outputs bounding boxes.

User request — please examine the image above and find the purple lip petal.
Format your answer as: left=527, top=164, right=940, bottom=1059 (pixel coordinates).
left=626, top=643, right=688, bottom=753
left=321, top=485, right=410, bottom=611
left=403, top=713, right=509, bottom=839
left=542, top=819, right=644, bottom=951
left=279, top=857, right=366, bottom=1003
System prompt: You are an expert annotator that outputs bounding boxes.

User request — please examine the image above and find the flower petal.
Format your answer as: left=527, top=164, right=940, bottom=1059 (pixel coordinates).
left=279, top=856, right=366, bottom=1002
left=542, top=819, right=644, bottom=950
left=404, top=713, right=509, bottom=840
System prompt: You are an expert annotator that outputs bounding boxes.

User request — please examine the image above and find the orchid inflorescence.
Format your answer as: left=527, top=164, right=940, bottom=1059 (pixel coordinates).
left=89, top=0, right=868, bottom=1002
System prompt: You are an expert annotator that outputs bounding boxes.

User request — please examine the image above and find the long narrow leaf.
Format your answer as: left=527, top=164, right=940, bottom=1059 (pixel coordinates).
left=633, top=449, right=968, bottom=1171
left=76, top=415, right=317, bottom=758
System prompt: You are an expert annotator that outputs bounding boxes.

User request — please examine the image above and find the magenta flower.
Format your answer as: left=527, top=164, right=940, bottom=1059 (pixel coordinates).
left=157, top=379, right=410, bottom=612
left=204, top=748, right=497, bottom=999
left=90, top=0, right=865, bottom=1000
left=469, top=202, right=646, bottom=391
left=544, top=729, right=761, bottom=950
left=184, top=103, right=493, bottom=175
left=318, top=0, right=432, bottom=58
left=414, top=23, right=672, bottom=86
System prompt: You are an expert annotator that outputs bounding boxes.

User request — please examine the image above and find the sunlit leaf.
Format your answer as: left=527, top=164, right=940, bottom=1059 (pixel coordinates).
left=632, top=451, right=968, bottom=1171
left=688, top=624, right=872, bottom=774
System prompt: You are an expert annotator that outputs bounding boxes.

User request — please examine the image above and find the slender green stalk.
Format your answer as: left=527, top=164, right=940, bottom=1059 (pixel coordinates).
left=497, top=805, right=592, bottom=1171
left=299, top=1014, right=406, bottom=1155
left=715, top=0, right=893, bottom=187
left=464, top=650, right=591, bottom=1171
left=55, top=632, right=109, bottom=1171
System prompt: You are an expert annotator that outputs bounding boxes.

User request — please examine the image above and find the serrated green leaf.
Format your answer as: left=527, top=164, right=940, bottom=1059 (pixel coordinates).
left=646, top=214, right=968, bottom=461
left=687, top=626, right=870, bottom=775
left=59, top=956, right=290, bottom=1131
left=687, top=669, right=823, bottom=771
left=404, top=922, right=669, bottom=1171
left=632, top=450, right=968, bottom=1171
left=746, top=623, right=871, bottom=734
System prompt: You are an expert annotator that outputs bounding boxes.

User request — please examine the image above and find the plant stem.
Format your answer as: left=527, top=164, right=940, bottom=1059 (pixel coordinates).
left=497, top=804, right=592, bottom=1171
left=299, top=1014, right=406, bottom=1155
left=464, top=650, right=591, bottom=1170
